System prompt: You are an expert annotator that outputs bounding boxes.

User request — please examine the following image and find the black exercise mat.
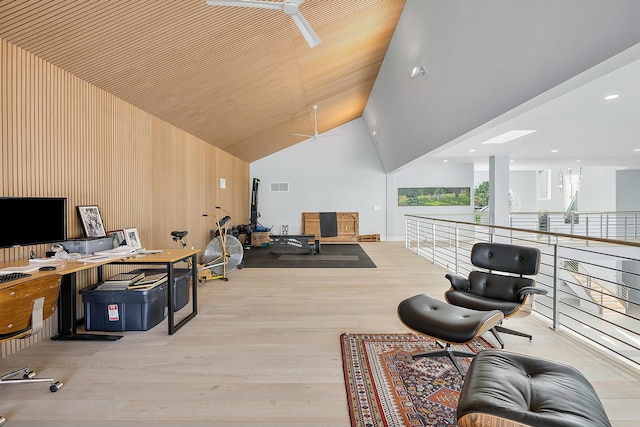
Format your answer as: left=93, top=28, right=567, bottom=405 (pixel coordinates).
left=241, top=243, right=376, bottom=268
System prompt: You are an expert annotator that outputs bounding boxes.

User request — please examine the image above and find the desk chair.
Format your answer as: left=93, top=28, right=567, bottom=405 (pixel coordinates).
left=0, top=274, right=64, bottom=425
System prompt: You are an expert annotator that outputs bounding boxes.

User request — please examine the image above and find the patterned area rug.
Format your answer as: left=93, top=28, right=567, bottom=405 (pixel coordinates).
left=341, top=333, right=493, bottom=427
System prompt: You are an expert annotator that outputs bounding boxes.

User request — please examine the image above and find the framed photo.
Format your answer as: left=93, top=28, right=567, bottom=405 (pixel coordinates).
left=76, top=205, right=107, bottom=237
left=107, top=229, right=126, bottom=247
left=124, top=227, right=142, bottom=249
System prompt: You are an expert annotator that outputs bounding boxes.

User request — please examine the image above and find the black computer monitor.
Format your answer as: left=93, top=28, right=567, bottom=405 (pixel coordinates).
left=0, top=197, right=68, bottom=248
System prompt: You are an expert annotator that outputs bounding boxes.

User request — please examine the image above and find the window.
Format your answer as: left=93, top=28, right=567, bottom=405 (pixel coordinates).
left=537, top=169, right=551, bottom=200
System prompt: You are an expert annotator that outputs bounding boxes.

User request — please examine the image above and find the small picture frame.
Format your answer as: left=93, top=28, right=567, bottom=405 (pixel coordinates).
left=124, top=227, right=142, bottom=249
left=77, top=205, right=107, bottom=238
left=107, top=229, right=126, bottom=247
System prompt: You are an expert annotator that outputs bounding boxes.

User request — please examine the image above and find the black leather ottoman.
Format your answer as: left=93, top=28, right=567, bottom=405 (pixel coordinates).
left=397, top=294, right=504, bottom=376
left=457, top=349, right=612, bottom=427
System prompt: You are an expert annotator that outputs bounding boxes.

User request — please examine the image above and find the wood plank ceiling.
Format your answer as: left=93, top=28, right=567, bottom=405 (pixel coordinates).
left=0, top=0, right=406, bottom=163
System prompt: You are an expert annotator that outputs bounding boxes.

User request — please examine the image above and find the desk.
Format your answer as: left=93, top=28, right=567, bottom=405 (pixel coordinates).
left=1, top=248, right=199, bottom=340
left=106, top=249, right=199, bottom=335
left=1, top=256, right=121, bottom=341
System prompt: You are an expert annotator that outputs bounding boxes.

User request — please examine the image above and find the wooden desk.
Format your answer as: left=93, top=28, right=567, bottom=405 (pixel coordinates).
left=1, top=248, right=199, bottom=340
left=1, top=257, right=123, bottom=341
left=107, top=249, right=199, bottom=335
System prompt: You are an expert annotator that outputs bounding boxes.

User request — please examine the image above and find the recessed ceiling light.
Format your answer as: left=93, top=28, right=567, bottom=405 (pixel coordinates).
left=443, top=159, right=448, bottom=163
left=469, top=149, right=476, bottom=152
left=551, top=149, right=558, bottom=153
left=480, top=130, right=537, bottom=144
left=604, top=94, right=620, bottom=100
left=634, top=148, right=640, bottom=152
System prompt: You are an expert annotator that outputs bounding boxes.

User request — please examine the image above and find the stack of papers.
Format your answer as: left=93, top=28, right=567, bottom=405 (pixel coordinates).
left=0, top=265, right=41, bottom=274
left=94, top=245, right=137, bottom=256
left=105, top=271, right=145, bottom=285
left=82, top=245, right=138, bottom=263
left=128, top=273, right=167, bottom=290
left=28, top=258, right=57, bottom=264
left=95, top=282, right=130, bottom=291
left=137, top=249, right=164, bottom=255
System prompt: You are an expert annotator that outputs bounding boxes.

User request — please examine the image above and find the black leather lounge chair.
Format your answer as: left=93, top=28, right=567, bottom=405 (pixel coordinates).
left=444, top=242, right=546, bottom=348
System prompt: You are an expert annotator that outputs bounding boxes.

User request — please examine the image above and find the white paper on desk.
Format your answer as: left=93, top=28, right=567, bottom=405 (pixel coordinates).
left=28, top=258, right=56, bottom=264
left=82, top=255, right=116, bottom=263
left=94, top=245, right=137, bottom=256
left=0, top=265, right=41, bottom=273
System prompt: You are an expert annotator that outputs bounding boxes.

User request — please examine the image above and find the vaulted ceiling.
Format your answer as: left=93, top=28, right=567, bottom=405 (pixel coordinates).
left=0, top=0, right=405, bottom=163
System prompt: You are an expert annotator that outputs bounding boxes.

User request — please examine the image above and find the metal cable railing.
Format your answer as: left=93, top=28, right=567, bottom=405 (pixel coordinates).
left=405, top=214, right=640, bottom=369
left=509, top=211, right=640, bottom=241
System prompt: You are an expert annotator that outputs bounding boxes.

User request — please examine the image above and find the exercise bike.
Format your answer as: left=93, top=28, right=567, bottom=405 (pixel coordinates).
left=171, top=208, right=244, bottom=283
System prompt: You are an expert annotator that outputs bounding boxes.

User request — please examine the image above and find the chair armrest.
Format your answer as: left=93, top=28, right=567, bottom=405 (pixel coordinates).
left=516, top=286, right=548, bottom=301
left=445, top=273, right=471, bottom=292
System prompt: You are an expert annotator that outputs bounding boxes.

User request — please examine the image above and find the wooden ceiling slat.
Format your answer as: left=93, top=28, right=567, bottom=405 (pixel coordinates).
left=0, top=0, right=406, bottom=163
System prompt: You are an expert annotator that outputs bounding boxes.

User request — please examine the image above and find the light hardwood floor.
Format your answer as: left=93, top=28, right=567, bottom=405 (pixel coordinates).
left=1, top=242, right=639, bottom=426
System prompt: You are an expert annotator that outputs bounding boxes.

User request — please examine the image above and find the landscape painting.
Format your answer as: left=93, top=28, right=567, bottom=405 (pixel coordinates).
left=398, top=187, right=471, bottom=206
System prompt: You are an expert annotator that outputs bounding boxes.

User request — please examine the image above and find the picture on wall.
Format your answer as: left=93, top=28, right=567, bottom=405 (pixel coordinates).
left=398, top=187, right=471, bottom=206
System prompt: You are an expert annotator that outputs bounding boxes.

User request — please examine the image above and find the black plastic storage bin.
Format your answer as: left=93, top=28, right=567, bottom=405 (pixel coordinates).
left=81, top=282, right=168, bottom=332
left=130, top=268, right=191, bottom=312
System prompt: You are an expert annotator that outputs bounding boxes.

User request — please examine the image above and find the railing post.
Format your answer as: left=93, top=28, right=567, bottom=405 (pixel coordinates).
left=570, top=213, right=575, bottom=235
left=585, top=215, right=589, bottom=239
left=455, top=226, right=459, bottom=274
left=416, top=219, right=420, bottom=254
left=431, top=222, right=436, bottom=264
left=552, top=243, right=560, bottom=331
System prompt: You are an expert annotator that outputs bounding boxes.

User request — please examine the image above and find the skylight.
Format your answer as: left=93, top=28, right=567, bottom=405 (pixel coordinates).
left=480, top=130, right=537, bottom=144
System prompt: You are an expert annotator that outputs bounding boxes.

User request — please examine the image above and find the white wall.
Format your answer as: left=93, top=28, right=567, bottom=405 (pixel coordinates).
left=250, top=119, right=388, bottom=238
left=536, top=167, right=618, bottom=212
left=251, top=123, right=629, bottom=242
left=475, top=170, right=538, bottom=212
left=386, top=163, right=475, bottom=240
left=616, top=169, right=640, bottom=211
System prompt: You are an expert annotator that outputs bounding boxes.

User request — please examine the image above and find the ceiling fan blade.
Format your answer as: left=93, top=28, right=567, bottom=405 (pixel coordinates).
left=293, top=133, right=313, bottom=138
left=206, top=0, right=321, bottom=48
left=205, top=0, right=282, bottom=11
left=288, top=9, right=321, bottom=47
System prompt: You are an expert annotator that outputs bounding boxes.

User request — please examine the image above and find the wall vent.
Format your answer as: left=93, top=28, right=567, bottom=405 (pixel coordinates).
left=270, top=182, right=289, bottom=192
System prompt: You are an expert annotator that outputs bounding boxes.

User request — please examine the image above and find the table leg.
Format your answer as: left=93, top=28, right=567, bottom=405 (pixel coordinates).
left=167, top=254, right=198, bottom=335
left=51, top=272, right=121, bottom=341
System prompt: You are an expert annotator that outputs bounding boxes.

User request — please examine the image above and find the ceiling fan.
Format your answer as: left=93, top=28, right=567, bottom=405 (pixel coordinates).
left=205, top=0, right=321, bottom=48
left=294, top=104, right=321, bottom=140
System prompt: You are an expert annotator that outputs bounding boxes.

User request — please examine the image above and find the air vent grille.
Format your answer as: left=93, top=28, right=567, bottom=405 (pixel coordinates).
left=270, top=182, right=289, bottom=192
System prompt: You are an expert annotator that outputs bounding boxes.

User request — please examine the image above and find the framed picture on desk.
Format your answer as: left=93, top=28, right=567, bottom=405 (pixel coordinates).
left=107, top=229, right=126, bottom=247
left=77, top=205, right=107, bottom=237
left=124, top=227, right=142, bottom=249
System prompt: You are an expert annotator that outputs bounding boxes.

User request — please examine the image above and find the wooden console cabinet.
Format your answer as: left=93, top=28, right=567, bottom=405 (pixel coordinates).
left=301, top=212, right=359, bottom=242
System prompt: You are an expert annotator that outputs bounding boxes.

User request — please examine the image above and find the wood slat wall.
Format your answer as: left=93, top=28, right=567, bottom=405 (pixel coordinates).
left=0, top=39, right=249, bottom=357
